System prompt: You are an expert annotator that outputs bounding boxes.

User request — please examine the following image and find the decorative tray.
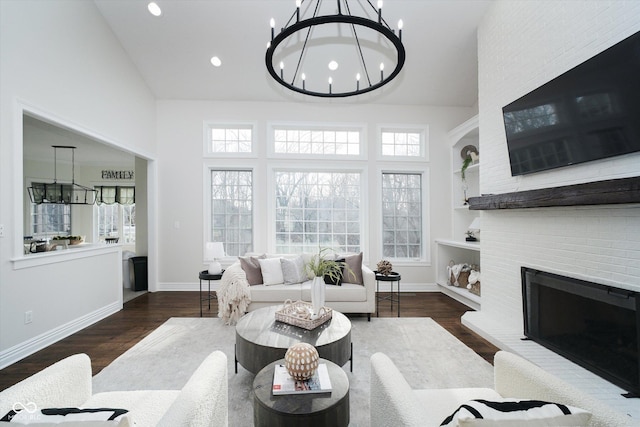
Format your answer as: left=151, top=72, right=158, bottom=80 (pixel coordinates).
left=275, top=300, right=332, bottom=330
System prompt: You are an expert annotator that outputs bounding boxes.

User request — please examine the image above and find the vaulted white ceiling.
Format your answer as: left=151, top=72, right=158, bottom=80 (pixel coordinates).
left=94, top=0, right=492, bottom=107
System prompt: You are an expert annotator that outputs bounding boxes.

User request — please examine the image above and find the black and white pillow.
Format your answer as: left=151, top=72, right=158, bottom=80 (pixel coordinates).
left=1, top=407, right=129, bottom=425
left=440, top=399, right=592, bottom=426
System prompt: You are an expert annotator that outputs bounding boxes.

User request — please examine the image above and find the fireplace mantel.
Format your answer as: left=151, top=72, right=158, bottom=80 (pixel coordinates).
left=468, top=176, right=640, bottom=210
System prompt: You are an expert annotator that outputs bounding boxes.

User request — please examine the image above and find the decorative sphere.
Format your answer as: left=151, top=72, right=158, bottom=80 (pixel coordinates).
left=284, top=342, right=319, bottom=380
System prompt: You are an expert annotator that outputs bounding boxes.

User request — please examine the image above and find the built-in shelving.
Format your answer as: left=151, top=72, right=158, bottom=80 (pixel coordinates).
left=435, top=115, right=482, bottom=310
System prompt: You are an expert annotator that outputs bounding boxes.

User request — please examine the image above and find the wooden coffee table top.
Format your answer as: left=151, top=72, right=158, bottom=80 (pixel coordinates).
left=253, top=358, right=350, bottom=427
left=235, top=305, right=352, bottom=374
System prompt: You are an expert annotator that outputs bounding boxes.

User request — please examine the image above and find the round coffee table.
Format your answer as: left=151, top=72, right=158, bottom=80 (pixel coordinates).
left=253, top=358, right=349, bottom=427
left=235, top=305, right=352, bottom=374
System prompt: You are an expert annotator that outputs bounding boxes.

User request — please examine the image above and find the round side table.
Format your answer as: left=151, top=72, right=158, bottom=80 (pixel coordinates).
left=253, top=358, right=349, bottom=427
left=199, top=270, right=223, bottom=317
left=374, top=271, right=401, bottom=317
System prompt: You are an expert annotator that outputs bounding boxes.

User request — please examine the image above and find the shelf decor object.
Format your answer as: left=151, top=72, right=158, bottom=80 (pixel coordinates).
left=266, top=0, right=405, bottom=98
left=284, top=342, right=320, bottom=380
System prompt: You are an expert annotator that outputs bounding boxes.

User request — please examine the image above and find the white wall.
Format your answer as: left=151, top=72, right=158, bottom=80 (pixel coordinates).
left=470, top=0, right=640, bottom=333
left=155, top=100, right=473, bottom=289
left=0, top=1, right=156, bottom=366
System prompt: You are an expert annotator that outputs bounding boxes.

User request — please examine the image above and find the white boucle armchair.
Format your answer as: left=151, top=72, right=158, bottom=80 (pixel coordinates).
left=370, top=350, right=633, bottom=427
left=0, top=351, right=228, bottom=427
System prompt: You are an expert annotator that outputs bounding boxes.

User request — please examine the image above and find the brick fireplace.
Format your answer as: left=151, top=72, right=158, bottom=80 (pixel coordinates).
left=468, top=0, right=640, bottom=420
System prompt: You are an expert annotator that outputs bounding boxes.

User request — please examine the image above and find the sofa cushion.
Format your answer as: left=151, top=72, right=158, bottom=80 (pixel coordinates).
left=440, top=398, right=592, bottom=426
left=281, top=256, right=307, bottom=285
left=250, top=283, right=304, bottom=302
left=342, top=252, right=363, bottom=284
left=1, top=407, right=130, bottom=426
left=324, top=258, right=345, bottom=286
left=258, top=257, right=284, bottom=285
left=239, top=254, right=265, bottom=285
left=301, top=282, right=366, bottom=302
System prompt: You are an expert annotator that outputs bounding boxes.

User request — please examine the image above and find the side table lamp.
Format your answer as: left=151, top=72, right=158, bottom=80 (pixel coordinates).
left=205, top=241, right=225, bottom=274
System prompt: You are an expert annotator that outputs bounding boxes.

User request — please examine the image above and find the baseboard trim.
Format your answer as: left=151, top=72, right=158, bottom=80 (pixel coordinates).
left=0, top=301, right=122, bottom=369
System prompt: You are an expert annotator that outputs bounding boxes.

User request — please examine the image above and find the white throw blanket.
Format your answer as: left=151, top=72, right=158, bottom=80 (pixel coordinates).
left=217, top=262, right=251, bottom=324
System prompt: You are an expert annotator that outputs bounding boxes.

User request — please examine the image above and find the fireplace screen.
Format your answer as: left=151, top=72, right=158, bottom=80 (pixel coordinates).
left=522, top=267, right=639, bottom=396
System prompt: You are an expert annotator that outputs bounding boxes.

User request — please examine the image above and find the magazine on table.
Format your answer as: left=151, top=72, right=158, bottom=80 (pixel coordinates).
left=272, top=363, right=332, bottom=395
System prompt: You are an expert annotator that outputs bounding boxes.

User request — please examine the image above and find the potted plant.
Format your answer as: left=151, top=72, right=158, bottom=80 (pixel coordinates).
left=305, top=248, right=354, bottom=316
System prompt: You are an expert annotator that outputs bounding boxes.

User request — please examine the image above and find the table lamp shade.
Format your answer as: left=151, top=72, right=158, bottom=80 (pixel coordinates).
left=205, top=242, right=225, bottom=274
left=468, top=217, right=481, bottom=232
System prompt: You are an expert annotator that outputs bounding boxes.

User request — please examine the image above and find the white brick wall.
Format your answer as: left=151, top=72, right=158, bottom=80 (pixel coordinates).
left=469, top=0, right=640, bottom=418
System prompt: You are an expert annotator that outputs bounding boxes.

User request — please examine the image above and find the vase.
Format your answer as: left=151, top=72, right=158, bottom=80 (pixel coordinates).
left=311, top=276, right=325, bottom=318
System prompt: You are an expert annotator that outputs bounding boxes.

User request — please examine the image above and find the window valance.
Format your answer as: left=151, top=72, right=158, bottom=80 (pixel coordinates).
left=96, top=186, right=135, bottom=205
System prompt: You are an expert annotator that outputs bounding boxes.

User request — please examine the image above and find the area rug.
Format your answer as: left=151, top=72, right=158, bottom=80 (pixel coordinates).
left=93, top=316, right=494, bottom=426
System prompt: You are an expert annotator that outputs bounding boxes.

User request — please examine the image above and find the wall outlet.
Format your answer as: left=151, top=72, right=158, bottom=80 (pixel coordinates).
left=24, top=310, right=33, bottom=324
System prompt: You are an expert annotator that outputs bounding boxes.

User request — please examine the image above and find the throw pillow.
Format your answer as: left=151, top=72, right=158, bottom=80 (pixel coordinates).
left=281, top=256, right=307, bottom=285
left=343, top=252, right=363, bottom=284
left=324, top=258, right=344, bottom=286
left=440, top=399, right=592, bottom=426
left=1, top=407, right=130, bottom=425
left=258, top=257, right=285, bottom=286
left=239, top=254, right=266, bottom=285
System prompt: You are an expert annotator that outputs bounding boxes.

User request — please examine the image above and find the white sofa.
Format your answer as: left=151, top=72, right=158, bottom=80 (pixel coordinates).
left=218, top=252, right=376, bottom=323
left=0, top=351, right=228, bottom=427
left=370, top=351, right=634, bottom=427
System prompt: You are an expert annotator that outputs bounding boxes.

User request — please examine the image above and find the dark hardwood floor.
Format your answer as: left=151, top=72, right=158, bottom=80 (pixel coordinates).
left=0, top=291, right=499, bottom=391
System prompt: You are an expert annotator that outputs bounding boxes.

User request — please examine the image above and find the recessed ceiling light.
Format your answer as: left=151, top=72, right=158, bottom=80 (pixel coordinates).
left=148, top=2, right=162, bottom=17
left=210, top=56, right=222, bottom=67
left=328, top=60, right=338, bottom=71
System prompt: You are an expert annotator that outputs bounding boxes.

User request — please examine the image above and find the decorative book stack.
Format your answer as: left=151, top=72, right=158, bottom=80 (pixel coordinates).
left=272, top=363, right=332, bottom=395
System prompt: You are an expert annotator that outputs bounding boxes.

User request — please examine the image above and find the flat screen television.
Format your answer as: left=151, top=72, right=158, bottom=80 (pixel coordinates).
left=502, top=30, right=640, bottom=176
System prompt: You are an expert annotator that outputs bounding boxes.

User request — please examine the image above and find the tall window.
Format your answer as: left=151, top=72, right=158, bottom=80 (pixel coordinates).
left=96, top=204, right=135, bottom=243
left=382, top=173, right=422, bottom=259
left=274, top=171, right=361, bottom=253
left=210, top=170, right=253, bottom=256
left=30, top=203, right=71, bottom=236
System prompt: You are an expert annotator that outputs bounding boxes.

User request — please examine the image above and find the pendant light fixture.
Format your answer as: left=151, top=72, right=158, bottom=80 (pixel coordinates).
left=28, top=145, right=98, bottom=205
left=266, top=0, right=406, bottom=98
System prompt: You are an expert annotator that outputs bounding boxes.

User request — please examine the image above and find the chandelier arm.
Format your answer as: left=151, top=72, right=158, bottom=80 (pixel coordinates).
left=291, top=25, right=313, bottom=85
left=291, top=0, right=321, bottom=85
left=343, top=0, right=372, bottom=87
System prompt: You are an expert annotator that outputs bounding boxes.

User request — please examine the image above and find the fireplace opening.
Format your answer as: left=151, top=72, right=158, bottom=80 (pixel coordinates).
left=522, top=267, right=639, bottom=396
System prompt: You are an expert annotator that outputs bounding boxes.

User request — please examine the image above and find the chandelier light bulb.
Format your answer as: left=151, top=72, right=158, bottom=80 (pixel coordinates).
left=279, top=61, right=284, bottom=79
left=270, top=18, right=275, bottom=40
left=147, top=2, right=162, bottom=16
left=380, top=62, right=385, bottom=71
left=377, top=0, right=382, bottom=22
left=380, top=62, right=385, bottom=82
left=398, top=19, right=403, bottom=29
left=377, top=0, right=383, bottom=9
left=356, top=73, right=361, bottom=81
left=210, top=56, right=222, bottom=67
left=301, top=72, right=306, bottom=90
left=356, top=73, right=361, bottom=90
left=328, top=60, right=338, bottom=71
left=328, top=77, right=333, bottom=84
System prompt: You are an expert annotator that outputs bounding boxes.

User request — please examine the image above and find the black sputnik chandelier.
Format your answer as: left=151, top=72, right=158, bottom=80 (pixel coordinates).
left=266, top=0, right=405, bottom=98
